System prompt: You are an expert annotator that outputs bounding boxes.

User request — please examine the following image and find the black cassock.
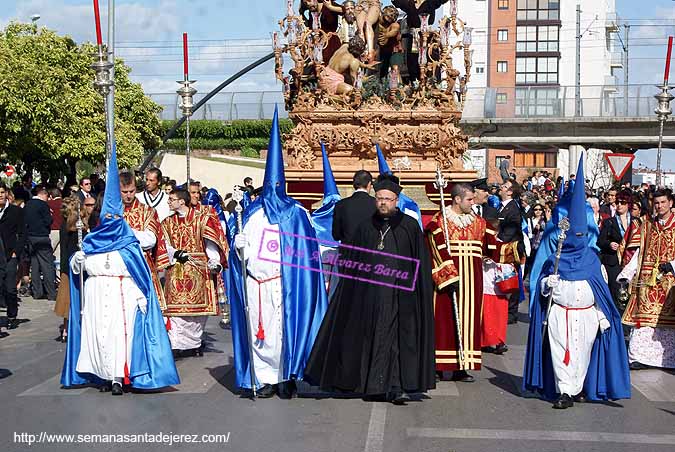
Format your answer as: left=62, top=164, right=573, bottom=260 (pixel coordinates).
left=305, top=210, right=435, bottom=395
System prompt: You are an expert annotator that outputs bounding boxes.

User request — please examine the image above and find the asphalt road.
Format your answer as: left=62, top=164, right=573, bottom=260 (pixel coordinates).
left=2, top=297, right=675, bottom=452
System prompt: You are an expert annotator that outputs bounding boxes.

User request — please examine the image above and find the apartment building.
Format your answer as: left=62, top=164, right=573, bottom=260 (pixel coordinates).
left=447, top=0, right=620, bottom=185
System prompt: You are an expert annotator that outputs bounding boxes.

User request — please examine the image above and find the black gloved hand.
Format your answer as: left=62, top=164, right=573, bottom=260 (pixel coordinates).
left=173, top=250, right=189, bottom=264
left=209, top=264, right=223, bottom=275
left=659, top=262, right=674, bottom=275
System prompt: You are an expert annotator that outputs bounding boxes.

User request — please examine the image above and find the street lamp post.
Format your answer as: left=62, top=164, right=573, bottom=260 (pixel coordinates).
left=655, top=36, right=673, bottom=187
left=30, top=14, right=40, bottom=24
left=177, top=32, right=197, bottom=184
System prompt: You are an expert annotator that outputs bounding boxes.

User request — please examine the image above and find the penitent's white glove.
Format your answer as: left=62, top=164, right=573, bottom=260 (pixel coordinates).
left=599, top=318, right=611, bottom=333
left=234, top=233, right=248, bottom=250
left=546, top=274, right=560, bottom=289
left=70, top=251, right=86, bottom=274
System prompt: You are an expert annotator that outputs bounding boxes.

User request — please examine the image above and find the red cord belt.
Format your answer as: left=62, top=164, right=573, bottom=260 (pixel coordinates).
left=247, top=273, right=282, bottom=341
left=553, top=302, right=594, bottom=366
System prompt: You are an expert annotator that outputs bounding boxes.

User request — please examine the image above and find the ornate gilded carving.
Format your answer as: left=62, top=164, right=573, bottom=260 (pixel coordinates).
left=275, top=4, right=473, bottom=174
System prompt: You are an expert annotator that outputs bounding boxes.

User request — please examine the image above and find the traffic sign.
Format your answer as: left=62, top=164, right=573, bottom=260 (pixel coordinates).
left=604, top=153, right=635, bottom=180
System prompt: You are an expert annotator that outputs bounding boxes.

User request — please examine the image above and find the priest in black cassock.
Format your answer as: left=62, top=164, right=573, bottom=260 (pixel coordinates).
left=304, top=174, right=435, bottom=404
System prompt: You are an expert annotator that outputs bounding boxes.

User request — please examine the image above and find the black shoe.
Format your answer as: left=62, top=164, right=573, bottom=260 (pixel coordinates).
left=573, top=392, right=587, bottom=403
left=390, top=391, right=410, bottom=405
left=256, top=384, right=278, bottom=399
left=552, top=394, right=574, bottom=409
left=507, top=318, right=518, bottom=325
left=99, top=382, right=112, bottom=393
left=111, top=382, right=124, bottom=396
left=494, top=343, right=509, bottom=355
left=239, top=388, right=255, bottom=399
left=7, top=318, right=19, bottom=330
left=629, top=361, right=648, bottom=370
left=450, top=370, right=475, bottom=383
left=481, top=346, right=497, bottom=354
left=277, top=380, right=297, bottom=399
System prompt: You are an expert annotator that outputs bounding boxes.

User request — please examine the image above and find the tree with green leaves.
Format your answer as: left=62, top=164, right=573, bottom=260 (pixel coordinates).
left=0, top=22, right=162, bottom=183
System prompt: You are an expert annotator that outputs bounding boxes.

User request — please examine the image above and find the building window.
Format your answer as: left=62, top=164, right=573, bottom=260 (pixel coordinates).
left=516, top=25, right=559, bottom=52
left=497, top=61, right=508, bottom=73
left=515, top=88, right=560, bottom=116
left=496, top=93, right=508, bottom=104
left=475, top=66, right=485, bottom=74
left=517, top=0, right=560, bottom=21
left=497, top=29, right=508, bottom=41
left=516, top=56, right=558, bottom=84
left=498, top=0, right=509, bottom=9
left=515, top=150, right=557, bottom=168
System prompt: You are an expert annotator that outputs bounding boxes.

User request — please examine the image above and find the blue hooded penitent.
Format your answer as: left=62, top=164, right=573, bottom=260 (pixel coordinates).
left=61, top=143, right=180, bottom=390
left=528, top=177, right=599, bottom=313
left=557, top=176, right=565, bottom=200
left=376, top=144, right=423, bottom=229
left=310, top=143, right=341, bottom=245
left=229, top=106, right=328, bottom=389
left=202, top=188, right=227, bottom=224
left=523, top=153, right=630, bottom=401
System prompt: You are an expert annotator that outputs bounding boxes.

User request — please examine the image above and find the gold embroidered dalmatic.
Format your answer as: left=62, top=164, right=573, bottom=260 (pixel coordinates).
left=162, top=207, right=228, bottom=316
left=123, top=198, right=170, bottom=309
left=622, top=212, right=675, bottom=328
left=426, top=211, right=496, bottom=371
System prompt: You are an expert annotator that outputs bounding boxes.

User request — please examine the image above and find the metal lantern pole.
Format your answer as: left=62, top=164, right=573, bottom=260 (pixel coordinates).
left=178, top=32, right=197, bottom=184
left=655, top=36, right=673, bottom=187
left=91, top=0, right=115, bottom=168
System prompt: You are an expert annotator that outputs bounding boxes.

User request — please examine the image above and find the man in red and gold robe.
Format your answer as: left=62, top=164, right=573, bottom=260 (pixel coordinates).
left=426, top=183, right=496, bottom=382
left=162, top=189, right=228, bottom=355
left=120, top=173, right=170, bottom=309
left=619, top=190, right=675, bottom=369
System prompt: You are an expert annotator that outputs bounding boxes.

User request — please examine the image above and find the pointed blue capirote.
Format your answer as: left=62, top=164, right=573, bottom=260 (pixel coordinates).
left=376, top=143, right=392, bottom=174
left=61, top=141, right=179, bottom=390
left=566, top=154, right=588, bottom=243
left=229, top=105, right=328, bottom=389
left=523, top=152, right=631, bottom=402
left=321, top=142, right=340, bottom=200
left=311, top=142, right=341, bottom=244
left=262, top=106, right=295, bottom=224
left=375, top=143, right=423, bottom=229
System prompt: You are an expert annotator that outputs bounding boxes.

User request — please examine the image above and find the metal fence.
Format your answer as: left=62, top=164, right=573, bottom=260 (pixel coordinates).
left=462, top=84, right=662, bottom=120
left=148, top=91, right=287, bottom=121
left=148, top=84, right=664, bottom=121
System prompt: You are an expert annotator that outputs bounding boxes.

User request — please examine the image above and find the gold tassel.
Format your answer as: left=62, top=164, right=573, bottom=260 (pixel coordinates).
left=174, top=262, right=184, bottom=280
left=647, top=259, right=660, bottom=287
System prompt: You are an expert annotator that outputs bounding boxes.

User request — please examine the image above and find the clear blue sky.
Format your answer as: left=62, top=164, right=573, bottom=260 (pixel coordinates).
left=1, top=0, right=673, bottom=169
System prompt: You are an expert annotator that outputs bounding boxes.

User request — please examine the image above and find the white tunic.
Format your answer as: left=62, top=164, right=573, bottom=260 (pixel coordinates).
left=73, top=251, right=147, bottom=381
left=238, top=208, right=284, bottom=386
left=541, top=277, right=608, bottom=396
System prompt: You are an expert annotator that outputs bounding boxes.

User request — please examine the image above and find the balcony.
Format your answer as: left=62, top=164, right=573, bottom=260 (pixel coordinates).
left=609, top=51, right=624, bottom=70
left=605, top=12, right=620, bottom=33
left=603, top=75, right=619, bottom=92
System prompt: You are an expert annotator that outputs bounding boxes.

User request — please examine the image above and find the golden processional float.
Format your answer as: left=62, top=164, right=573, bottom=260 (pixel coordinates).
left=272, top=1, right=477, bottom=214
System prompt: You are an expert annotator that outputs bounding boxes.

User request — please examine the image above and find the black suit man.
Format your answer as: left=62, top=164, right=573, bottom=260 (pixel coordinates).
left=0, top=183, right=25, bottom=328
left=597, top=191, right=632, bottom=307
left=332, top=170, right=376, bottom=244
left=496, top=180, right=524, bottom=323
left=23, top=186, right=55, bottom=300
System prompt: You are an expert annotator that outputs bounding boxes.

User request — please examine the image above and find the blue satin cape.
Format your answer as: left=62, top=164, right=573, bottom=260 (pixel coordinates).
left=61, top=143, right=179, bottom=389
left=229, top=107, right=328, bottom=389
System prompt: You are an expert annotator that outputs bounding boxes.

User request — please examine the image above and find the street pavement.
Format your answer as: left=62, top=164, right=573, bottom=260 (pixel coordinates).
left=2, top=297, right=675, bottom=452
